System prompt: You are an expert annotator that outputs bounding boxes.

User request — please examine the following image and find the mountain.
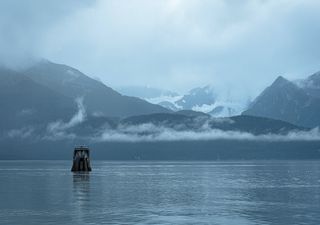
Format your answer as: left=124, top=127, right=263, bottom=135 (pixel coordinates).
left=175, top=85, right=216, bottom=110
left=209, top=105, right=238, bottom=117
left=121, top=84, right=247, bottom=117
left=175, top=110, right=211, bottom=118
left=243, top=76, right=320, bottom=128
left=0, top=67, right=77, bottom=131
left=160, top=85, right=246, bottom=117
left=23, top=60, right=170, bottom=118
left=0, top=69, right=314, bottom=160
left=222, top=115, right=302, bottom=134
left=116, top=86, right=179, bottom=99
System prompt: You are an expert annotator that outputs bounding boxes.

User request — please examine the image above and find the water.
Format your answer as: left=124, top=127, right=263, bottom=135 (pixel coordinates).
left=0, top=161, right=320, bottom=225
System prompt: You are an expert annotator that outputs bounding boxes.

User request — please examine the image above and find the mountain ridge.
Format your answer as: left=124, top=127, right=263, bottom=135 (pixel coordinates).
left=243, top=74, right=320, bottom=128
left=23, top=60, right=171, bottom=118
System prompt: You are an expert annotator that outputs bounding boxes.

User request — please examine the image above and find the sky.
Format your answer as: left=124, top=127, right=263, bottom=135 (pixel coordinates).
left=1, top=0, right=320, bottom=100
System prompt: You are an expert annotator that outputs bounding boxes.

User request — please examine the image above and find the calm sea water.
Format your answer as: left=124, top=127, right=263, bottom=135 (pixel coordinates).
left=0, top=161, right=320, bottom=225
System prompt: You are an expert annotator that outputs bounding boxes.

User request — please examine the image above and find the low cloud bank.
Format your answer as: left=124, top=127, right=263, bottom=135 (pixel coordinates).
left=45, top=98, right=86, bottom=140
left=93, top=124, right=320, bottom=143
left=3, top=98, right=320, bottom=143
left=43, top=102, right=320, bottom=142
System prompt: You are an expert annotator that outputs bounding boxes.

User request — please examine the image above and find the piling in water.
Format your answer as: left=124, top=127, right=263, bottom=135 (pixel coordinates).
left=71, top=146, right=92, bottom=172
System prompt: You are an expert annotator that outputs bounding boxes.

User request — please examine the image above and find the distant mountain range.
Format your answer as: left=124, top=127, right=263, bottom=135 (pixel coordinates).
left=118, top=85, right=246, bottom=117
left=243, top=72, right=320, bottom=128
left=175, top=86, right=216, bottom=110
left=1, top=60, right=319, bottom=131
left=0, top=60, right=319, bottom=159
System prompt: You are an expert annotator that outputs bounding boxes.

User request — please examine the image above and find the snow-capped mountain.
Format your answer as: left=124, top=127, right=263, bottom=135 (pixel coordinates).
left=175, top=86, right=216, bottom=110
left=173, top=86, right=248, bottom=117
left=124, top=85, right=247, bottom=117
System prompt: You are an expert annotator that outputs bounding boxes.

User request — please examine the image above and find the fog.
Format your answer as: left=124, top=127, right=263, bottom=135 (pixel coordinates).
left=46, top=98, right=86, bottom=140
left=94, top=124, right=320, bottom=143
left=4, top=99, right=320, bottom=142
left=1, top=0, right=320, bottom=99
left=31, top=102, right=320, bottom=142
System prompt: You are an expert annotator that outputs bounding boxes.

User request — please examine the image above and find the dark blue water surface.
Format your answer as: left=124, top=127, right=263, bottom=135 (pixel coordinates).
left=0, top=161, right=320, bottom=225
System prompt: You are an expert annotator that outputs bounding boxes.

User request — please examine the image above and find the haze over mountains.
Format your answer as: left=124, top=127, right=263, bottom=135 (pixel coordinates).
left=119, top=85, right=247, bottom=117
left=1, top=59, right=320, bottom=132
left=0, top=59, right=320, bottom=159
left=116, top=86, right=179, bottom=100
left=298, top=71, right=320, bottom=98
left=119, top=70, right=320, bottom=129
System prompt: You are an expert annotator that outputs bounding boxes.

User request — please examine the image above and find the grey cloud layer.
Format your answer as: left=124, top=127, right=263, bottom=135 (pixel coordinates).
left=0, top=0, right=90, bottom=68
left=1, top=0, right=320, bottom=99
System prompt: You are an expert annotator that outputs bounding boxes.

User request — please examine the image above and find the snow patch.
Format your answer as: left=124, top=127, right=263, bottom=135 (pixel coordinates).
left=192, top=104, right=216, bottom=113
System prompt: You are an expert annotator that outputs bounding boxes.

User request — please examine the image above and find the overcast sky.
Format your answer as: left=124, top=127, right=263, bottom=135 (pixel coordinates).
left=1, top=0, right=320, bottom=99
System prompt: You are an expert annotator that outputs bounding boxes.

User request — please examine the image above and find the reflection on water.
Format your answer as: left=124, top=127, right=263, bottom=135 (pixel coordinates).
left=72, top=172, right=90, bottom=223
left=73, top=172, right=90, bottom=204
left=0, top=161, right=319, bottom=225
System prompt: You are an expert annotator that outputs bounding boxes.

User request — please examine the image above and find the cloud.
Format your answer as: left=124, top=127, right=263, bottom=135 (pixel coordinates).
left=92, top=123, right=320, bottom=143
left=0, top=0, right=90, bottom=68
left=4, top=106, right=320, bottom=142
left=17, top=109, right=35, bottom=117
left=7, top=127, right=34, bottom=139
left=41, top=0, right=320, bottom=98
left=45, top=98, right=86, bottom=140
left=40, top=107, right=320, bottom=142
left=1, top=0, right=320, bottom=100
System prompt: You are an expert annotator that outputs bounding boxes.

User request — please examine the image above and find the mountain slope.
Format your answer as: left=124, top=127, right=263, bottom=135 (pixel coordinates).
left=116, top=86, right=178, bottom=99
left=243, top=76, right=320, bottom=128
left=171, top=85, right=245, bottom=117
left=299, top=71, right=320, bottom=98
left=0, top=67, right=77, bottom=131
left=23, top=60, right=170, bottom=118
left=175, top=86, right=216, bottom=110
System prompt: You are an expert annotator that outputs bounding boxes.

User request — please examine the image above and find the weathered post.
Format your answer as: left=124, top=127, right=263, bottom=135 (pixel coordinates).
left=71, top=146, right=92, bottom=172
